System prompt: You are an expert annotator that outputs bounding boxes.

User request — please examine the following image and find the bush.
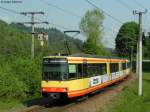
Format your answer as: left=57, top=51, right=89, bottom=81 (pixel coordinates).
left=0, top=56, right=42, bottom=100
left=0, top=69, right=26, bottom=99
left=10, top=57, right=42, bottom=97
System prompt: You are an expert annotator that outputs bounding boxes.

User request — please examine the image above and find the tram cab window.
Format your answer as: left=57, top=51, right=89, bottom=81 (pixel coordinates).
left=110, top=63, right=119, bottom=73
left=42, top=58, right=68, bottom=81
left=68, top=64, right=77, bottom=79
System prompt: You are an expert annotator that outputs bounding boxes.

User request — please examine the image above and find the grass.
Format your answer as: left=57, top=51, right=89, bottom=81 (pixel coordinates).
left=0, top=95, right=42, bottom=112
left=0, top=95, right=44, bottom=112
left=106, top=72, right=150, bottom=112
left=0, top=99, right=25, bottom=112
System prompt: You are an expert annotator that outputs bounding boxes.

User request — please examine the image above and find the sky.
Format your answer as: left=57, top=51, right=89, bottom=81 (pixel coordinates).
left=0, top=0, right=149, bottom=48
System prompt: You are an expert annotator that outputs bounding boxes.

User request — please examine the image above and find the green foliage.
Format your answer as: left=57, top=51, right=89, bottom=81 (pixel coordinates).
left=115, top=21, right=150, bottom=59
left=0, top=99, right=24, bottom=111
left=0, top=23, right=32, bottom=57
left=0, top=66, right=26, bottom=99
left=80, top=9, right=104, bottom=42
left=115, top=21, right=138, bottom=57
left=133, top=61, right=150, bottom=72
left=0, top=20, right=41, bottom=101
left=80, top=9, right=106, bottom=55
left=143, top=38, right=150, bottom=59
left=0, top=20, right=43, bottom=99
left=83, top=38, right=109, bottom=55
left=0, top=19, right=83, bottom=102
left=10, top=57, right=41, bottom=97
left=108, top=73, right=150, bottom=112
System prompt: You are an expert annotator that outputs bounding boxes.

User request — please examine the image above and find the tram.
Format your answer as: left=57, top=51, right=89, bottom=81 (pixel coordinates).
left=41, top=54, right=130, bottom=99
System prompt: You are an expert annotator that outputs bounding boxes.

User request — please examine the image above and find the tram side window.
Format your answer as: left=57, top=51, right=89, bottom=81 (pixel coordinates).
left=83, top=64, right=88, bottom=78
left=77, top=64, right=83, bottom=78
left=68, top=64, right=77, bottom=79
left=127, top=62, right=130, bottom=68
left=110, top=63, right=119, bottom=73
left=100, top=64, right=107, bottom=75
left=77, top=64, right=88, bottom=78
left=87, top=64, right=100, bottom=77
left=122, top=63, right=126, bottom=70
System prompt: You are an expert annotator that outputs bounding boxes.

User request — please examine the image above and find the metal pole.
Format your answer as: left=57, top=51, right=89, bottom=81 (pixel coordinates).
left=20, top=11, right=48, bottom=59
left=130, top=46, right=133, bottom=71
left=31, top=14, right=35, bottom=59
left=133, top=10, right=147, bottom=96
left=136, top=36, right=139, bottom=78
left=138, top=12, right=142, bottom=96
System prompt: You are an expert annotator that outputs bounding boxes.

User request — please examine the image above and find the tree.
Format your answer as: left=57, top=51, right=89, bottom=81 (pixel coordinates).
left=80, top=9, right=106, bottom=55
left=143, top=36, right=150, bottom=59
left=115, top=21, right=139, bottom=57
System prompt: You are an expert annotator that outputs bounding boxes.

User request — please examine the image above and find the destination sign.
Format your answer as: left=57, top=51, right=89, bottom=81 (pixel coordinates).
left=43, top=58, right=67, bottom=64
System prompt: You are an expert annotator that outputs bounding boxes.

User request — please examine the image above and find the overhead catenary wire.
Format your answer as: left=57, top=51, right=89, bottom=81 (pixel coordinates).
left=116, top=0, right=134, bottom=11
left=0, top=6, right=70, bottom=30
left=43, top=0, right=122, bottom=34
left=114, top=0, right=137, bottom=23
left=85, top=0, right=123, bottom=42
left=40, top=0, right=122, bottom=35
left=0, top=4, right=118, bottom=33
left=0, top=2, right=128, bottom=54
left=85, top=0, right=123, bottom=24
left=0, top=6, right=20, bottom=15
left=0, top=6, right=117, bottom=38
left=133, top=0, right=146, bottom=10
left=0, top=3, right=121, bottom=43
left=39, top=0, right=82, bottom=19
left=33, top=15, right=69, bottom=30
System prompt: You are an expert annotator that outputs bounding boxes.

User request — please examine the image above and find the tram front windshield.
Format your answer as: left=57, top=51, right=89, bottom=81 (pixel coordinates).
left=42, top=58, right=68, bottom=81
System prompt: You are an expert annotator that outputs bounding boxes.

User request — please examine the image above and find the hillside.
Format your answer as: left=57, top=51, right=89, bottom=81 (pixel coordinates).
left=10, top=22, right=83, bottom=54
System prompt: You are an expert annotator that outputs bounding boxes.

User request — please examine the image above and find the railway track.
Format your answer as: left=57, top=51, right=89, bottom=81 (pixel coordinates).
left=20, top=74, right=135, bottom=112
left=21, top=99, right=79, bottom=112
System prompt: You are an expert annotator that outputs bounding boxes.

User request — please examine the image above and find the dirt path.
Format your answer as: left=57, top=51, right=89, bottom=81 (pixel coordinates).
left=20, top=74, right=135, bottom=112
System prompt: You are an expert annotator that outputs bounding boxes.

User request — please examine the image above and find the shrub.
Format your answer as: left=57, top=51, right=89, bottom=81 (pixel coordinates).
left=0, top=69, right=27, bottom=99
left=10, top=57, right=42, bottom=97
